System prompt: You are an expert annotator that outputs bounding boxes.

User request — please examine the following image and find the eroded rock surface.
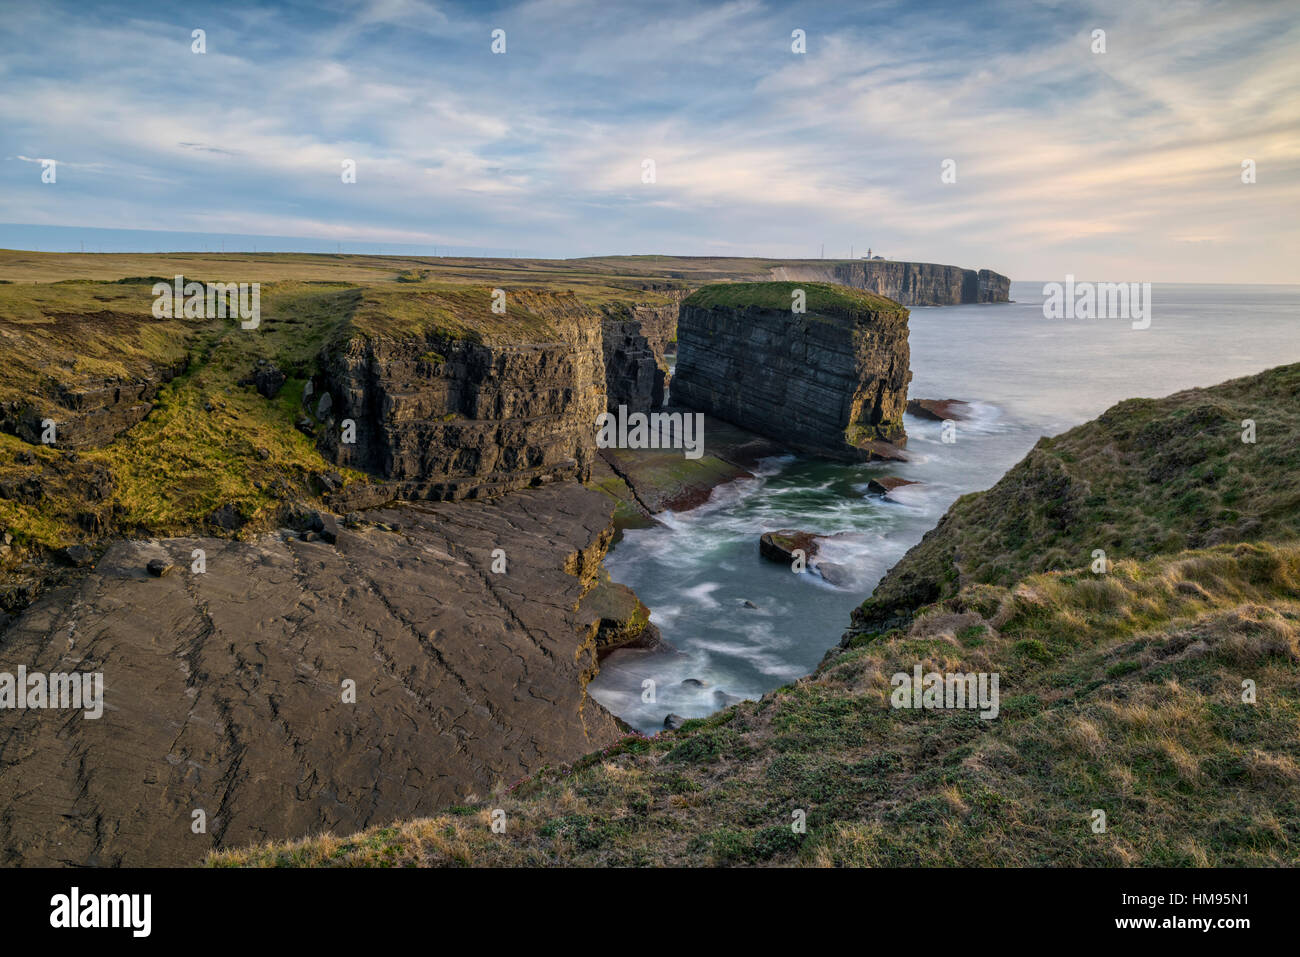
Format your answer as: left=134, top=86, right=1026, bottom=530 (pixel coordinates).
left=0, top=483, right=624, bottom=866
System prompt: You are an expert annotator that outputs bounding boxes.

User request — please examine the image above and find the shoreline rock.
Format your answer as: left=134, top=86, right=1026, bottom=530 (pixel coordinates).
left=907, top=398, right=971, bottom=421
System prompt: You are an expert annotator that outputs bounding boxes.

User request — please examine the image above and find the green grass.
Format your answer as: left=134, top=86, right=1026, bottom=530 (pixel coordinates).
left=852, top=363, right=1300, bottom=635
left=684, top=281, right=905, bottom=319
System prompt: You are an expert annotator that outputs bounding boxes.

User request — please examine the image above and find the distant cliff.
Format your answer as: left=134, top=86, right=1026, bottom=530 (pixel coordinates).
left=768, top=260, right=1009, bottom=306
left=672, top=282, right=911, bottom=460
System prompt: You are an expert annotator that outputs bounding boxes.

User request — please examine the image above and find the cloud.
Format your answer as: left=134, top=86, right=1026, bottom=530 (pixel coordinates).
left=0, top=0, right=1296, bottom=279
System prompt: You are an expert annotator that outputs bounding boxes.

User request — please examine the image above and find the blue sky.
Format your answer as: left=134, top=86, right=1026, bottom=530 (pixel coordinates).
left=2, top=0, right=1297, bottom=281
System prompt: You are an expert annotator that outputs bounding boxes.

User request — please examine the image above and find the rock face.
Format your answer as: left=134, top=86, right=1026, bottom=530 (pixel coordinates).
left=315, top=289, right=606, bottom=501
left=626, top=296, right=685, bottom=359
left=600, top=316, right=664, bottom=413
left=769, top=261, right=1010, bottom=306
left=0, top=482, right=625, bottom=866
left=672, top=282, right=911, bottom=460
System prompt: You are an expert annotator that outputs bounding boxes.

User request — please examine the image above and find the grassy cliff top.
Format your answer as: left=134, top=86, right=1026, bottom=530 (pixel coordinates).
left=0, top=280, right=376, bottom=555
left=853, top=362, right=1300, bottom=634
left=0, top=249, right=1003, bottom=289
left=684, top=281, right=907, bottom=318
left=345, top=284, right=601, bottom=344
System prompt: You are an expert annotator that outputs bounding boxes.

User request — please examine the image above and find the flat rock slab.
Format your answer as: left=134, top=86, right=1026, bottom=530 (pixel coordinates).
left=597, top=411, right=785, bottom=514
left=0, top=482, right=623, bottom=866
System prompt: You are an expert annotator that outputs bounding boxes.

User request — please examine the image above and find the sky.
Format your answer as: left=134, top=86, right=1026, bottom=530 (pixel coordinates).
left=1, top=0, right=1297, bottom=282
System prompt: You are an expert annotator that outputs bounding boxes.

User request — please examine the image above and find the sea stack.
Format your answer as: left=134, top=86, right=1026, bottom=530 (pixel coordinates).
left=672, top=282, right=911, bottom=460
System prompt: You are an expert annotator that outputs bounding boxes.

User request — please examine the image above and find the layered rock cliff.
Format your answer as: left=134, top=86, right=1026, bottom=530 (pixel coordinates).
left=314, top=287, right=606, bottom=501
left=672, top=282, right=911, bottom=460
left=769, top=260, right=1009, bottom=305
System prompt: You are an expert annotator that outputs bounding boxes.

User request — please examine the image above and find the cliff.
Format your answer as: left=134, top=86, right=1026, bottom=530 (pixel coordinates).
left=0, top=282, right=197, bottom=449
left=768, top=260, right=1009, bottom=306
left=671, top=282, right=911, bottom=460
left=599, top=312, right=664, bottom=413
left=314, top=286, right=607, bottom=501
left=0, top=272, right=655, bottom=867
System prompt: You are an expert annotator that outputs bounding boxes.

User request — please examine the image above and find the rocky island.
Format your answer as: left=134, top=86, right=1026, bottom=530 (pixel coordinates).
left=672, top=282, right=911, bottom=460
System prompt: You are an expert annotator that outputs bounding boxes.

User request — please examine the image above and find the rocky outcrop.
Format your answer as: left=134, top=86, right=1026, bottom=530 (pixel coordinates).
left=769, top=261, right=1009, bottom=305
left=672, top=282, right=911, bottom=460
left=0, top=359, right=189, bottom=448
left=314, top=290, right=606, bottom=501
left=0, top=482, right=626, bottom=866
left=867, top=476, right=921, bottom=499
left=627, top=295, right=685, bottom=359
left=577, top=569, right=664, bottom=659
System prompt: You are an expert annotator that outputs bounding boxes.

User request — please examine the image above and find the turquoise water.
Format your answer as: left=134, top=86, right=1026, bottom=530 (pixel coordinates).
left=589, top=282, right=1300, bottom=734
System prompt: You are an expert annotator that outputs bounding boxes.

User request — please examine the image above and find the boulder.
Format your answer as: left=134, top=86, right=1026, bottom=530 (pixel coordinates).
left=207, top=503, right=246, bottom=531
left=759, top=529, right=819, bottom=564
left=56, top=544, right=94, bottom=568
left=146, top=558, right=174, bottom=577
left=254, top=363, right=287, bottom=399
left=813, top=560, right=853, bottom=588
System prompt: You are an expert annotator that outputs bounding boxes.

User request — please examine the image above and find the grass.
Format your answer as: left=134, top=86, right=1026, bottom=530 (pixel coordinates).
left=852, top=363, right=1300, bottom=634
left=684, top=281, right=906, bottom=320
left=0, top=281, right=371, bottom=551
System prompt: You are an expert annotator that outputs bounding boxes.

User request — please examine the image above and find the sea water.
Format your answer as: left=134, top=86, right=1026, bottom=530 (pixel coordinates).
left=588, top=282, right=1300, bottom=733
